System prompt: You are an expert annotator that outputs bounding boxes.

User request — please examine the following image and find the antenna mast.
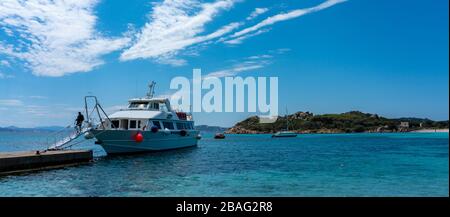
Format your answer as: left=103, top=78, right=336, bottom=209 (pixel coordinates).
left=147, top=81, right=156, bottom=98
left=286, top=106, right=289, bottom=131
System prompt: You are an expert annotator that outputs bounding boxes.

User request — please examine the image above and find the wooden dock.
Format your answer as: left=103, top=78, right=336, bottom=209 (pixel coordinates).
left=0, top=149, right=93, bottom=175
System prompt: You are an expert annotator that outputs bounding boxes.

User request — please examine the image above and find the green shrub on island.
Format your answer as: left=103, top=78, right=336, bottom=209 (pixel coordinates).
left=227, top=111, right=449, bottom=134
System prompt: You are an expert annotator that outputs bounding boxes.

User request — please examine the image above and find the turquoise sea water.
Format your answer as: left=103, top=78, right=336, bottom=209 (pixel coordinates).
left=0, top=132, right=448, bottom=196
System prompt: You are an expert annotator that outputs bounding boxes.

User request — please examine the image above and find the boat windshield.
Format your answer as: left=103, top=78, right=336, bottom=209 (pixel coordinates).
left=129, top=102, right=148, bottom=109
left=159, top=103, right=169, bottom=112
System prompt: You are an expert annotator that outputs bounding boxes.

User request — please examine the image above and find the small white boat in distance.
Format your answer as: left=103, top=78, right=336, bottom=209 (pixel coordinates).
left=86, top=82, right=200, bottom=155
left=272, top=131, right=297, bottom=138
left=214, top=133, right=225, bottom=139
left=272, top=107, right=297, bottom=138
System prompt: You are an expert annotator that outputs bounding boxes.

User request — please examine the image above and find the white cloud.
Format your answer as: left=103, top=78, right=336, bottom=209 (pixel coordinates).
left=247, top=54, right=273, bottom=60
left=0, top=60, right=10, bottom=67
left=0, top=0, right=346, bottom=75
left=227, top=0, right=346, bottom=43
left=205, top=57, right=272, bottom=78
left=29, top=95, right=48, bottom=99
left=0, top=72, right=14, bottom=79
left=0, top=99, right=23, bottom=106
left=206, top=63, right=266, bottom=78
left=0, top=0, right=130, bottom=77
left=224, top=29, right=269, bottom=45
left=1, top=27, right=13, bottom=36
left=246, top=8, right=269, bottom=20
left=122, top=0, right=345, bottom=65
left=120, top=0, right=238, bottom=65
left=155, top=57, right=188, bottom=67
left=205, top=48, right=291, bottom=78
left=270, top=48, right=291, bottom=54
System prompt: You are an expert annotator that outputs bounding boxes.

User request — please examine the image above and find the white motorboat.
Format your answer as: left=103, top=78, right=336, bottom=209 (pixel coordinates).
left=85, top=82, right=200, bottom=155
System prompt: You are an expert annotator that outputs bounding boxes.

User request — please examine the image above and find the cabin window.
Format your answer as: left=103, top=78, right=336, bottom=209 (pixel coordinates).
left=152, top=121, right=161, bottom=129
left=129, top=102, right=148, bottom=109
left=176, top=122, right=184, bottom=130
left=150, top=103, right=159, bottom=110
left=129, top=120, right=137, bottom=129
left=111, top=120, right=119, bottom=129
left=120, top=119, right=129, bottom=130
left=162, top=121, right=174, bottom=130
left=188, top=122, right=194, bottom=129
left=138, top=120, right=141, bottom=129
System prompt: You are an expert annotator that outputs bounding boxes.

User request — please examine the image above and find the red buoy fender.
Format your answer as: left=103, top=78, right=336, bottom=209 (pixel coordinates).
left=134, top=132, right=144, bottom=143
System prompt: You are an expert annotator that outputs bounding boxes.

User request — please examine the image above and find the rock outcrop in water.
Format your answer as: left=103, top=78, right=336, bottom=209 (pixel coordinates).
left=226, top=111, right=449, bottom=134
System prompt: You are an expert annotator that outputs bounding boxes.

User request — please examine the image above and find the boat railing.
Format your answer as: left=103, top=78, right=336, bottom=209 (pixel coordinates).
left=45, top=124, right=82, bottom=149
left=84, top=96, right=113, bottom=130
left=45, top=125, right=73, bottom=146
left=45, top=123, right=92, bottom=150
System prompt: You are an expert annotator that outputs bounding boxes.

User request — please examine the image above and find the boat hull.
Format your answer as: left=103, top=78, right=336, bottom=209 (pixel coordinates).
left=91, top=129, right=199, bottom=154
left=272, top=132, right=297, bottom=137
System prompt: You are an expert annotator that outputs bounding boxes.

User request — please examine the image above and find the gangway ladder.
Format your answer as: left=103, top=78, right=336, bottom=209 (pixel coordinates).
left=47, top=126, right=90, bottom=150
left=46, top=96, right=111, bottom=151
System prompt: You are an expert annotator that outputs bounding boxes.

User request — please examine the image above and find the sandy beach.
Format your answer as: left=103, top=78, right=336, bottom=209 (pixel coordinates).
left=412, top=129, right=449, bottom=133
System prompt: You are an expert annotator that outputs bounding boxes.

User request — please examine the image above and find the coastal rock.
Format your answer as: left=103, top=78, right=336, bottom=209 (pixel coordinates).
left=225, top=111, right=449, bottom=134
left=225, top=126, right=265, bottom=134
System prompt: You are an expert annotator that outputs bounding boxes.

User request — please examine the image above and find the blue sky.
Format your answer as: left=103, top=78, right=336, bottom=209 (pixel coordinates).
left=0, top=0, right=448, bottom=127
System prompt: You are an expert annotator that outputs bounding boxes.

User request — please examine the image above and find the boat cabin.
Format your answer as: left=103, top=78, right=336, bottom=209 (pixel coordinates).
left=103, top=98, right=193, bottom=131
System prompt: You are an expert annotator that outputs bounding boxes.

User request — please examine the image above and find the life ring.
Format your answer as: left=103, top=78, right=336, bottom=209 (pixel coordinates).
left=180, top=130, right=187, bottom=136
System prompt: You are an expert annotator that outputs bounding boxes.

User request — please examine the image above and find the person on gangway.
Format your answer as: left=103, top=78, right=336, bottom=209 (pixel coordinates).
left=75, top=112, right=85, bottom=133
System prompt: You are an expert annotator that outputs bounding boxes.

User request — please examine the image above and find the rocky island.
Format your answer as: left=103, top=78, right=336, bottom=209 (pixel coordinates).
left=226, top=111, right=449, bottom=134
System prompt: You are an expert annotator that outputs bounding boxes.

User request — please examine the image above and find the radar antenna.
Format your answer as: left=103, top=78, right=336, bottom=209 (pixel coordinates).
left=147, top=81, right=156, bottom=98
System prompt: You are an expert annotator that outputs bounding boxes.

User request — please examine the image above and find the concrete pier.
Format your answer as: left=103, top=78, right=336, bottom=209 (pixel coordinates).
left=0, top=149, right=93, bottom=175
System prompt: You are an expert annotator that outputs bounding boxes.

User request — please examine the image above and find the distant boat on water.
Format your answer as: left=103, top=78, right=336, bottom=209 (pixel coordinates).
left=272, top=107, right=297, bottom=138
left=272, top=131, right=297, bottom=137
left=214, top=133, right=226, bottom=139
